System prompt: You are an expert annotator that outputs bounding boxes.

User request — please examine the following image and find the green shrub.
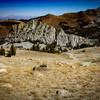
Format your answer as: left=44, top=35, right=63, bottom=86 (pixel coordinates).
left=46, top=46, right=60, bottom=53
left=0, top=46, right=5, bottom=56
left=10, top=44, right=16, bottom=56
left=46, top=42, right=58, bottom=53
left=31, top=44, right=39, bottom=51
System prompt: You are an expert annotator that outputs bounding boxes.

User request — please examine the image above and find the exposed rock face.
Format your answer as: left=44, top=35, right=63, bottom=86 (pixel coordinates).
left=5, top=19, right=99, bottom=52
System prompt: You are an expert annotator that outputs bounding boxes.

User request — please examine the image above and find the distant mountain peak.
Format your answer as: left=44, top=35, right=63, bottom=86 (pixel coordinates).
left=0, top=15, right=35, bottom=21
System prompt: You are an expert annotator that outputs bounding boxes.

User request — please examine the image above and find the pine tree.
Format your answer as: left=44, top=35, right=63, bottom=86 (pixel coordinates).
left=10, top=44, right=16, bottom=56
left=6, top=50, right=12, bottom=57
left=0, top=46, right=5, bottom=56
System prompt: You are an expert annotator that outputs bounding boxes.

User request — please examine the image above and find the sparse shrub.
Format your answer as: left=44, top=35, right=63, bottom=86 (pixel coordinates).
left=81, top=50, right=86, bottom=52
left=33, top=67, right=36, bottom=71
left=0, top=46, right=5, bottom=56
left=33, top=64, right=48, bottom=71
left=6, top=50, right=12, bottom=57
left=40, top=64, right=47, bottom=68
left=10, top=44, right=16, bottom=56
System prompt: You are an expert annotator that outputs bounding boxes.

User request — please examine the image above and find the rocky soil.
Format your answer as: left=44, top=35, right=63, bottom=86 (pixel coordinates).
left=0, top=47, right=100, bottom=100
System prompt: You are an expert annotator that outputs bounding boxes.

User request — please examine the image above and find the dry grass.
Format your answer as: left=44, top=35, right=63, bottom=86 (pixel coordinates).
left=0, top=47, right=100, bottom=100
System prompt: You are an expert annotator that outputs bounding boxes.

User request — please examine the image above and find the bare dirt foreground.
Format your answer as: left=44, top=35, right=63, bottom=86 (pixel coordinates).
left=0, top=47, right=100, bottom=100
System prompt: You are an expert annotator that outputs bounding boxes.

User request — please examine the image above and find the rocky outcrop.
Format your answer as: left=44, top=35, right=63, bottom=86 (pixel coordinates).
left=5, top=19, right=99, bottom=52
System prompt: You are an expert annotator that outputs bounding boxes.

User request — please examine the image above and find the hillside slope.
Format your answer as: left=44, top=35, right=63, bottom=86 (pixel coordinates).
left=0, top=47, right=100, bottom=100
left=35, top=7, right=100, bottom=27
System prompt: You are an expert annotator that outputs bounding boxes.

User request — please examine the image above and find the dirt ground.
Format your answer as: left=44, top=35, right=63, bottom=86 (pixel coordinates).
left=0, top=47, right=100, bottom=100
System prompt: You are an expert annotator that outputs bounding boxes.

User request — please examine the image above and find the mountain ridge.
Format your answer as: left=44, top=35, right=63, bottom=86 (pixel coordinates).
left=0, top=7, right=100, bottom=52
left=0, top=15, right=35, bottom=21
left=34, top=7, right=100, bottom=28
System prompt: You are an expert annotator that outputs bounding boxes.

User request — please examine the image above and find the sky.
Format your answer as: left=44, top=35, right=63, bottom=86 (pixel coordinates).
left=0, top=0, right=100, bottom=17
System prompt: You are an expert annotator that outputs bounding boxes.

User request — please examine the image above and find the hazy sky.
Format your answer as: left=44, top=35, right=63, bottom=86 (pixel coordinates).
left=0, top=0, right=100, bottom=17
